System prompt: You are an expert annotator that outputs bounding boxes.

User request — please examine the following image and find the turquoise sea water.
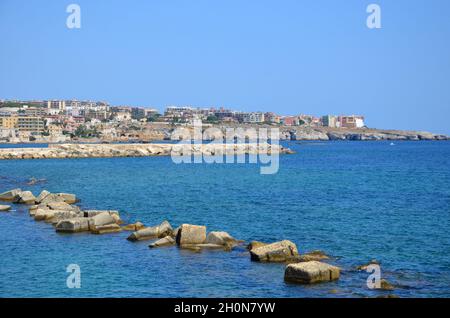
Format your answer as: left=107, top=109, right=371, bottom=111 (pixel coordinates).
left=0, top=141, right=449, bottom=298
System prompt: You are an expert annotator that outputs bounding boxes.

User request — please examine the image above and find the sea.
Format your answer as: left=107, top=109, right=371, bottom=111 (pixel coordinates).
left=0, top=141, right=449, bottom=298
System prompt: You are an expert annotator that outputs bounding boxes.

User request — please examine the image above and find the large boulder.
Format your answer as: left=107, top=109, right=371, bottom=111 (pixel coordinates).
left=149, top=236, right=175, bottom=248
left=45, top=201, right=80, bottom=212
left=176, top=224, right=206, bottom=246
left=34, top=209, right=81, bottom=222
left=40, top=193, right=77, bottom=205
left=13, top=191, right=36, bottom=204
left=250, top=240, right=299, bottom=262
left=205, top=231, right=238, bottom=249
left=0, top=188, right=22, bottom=201
left=122, top=222, right=145, bottom=231
left=56, top=217, right=91, bottom=233
left=247, top=241, right=267, bottom=251
left=91, top=224, right=122, bottom=234
left=35, top=190, right=51, bottom=203
left=83, top=210, right=120, bottom=218
left=0, top=205, right=12, bottom=212
left=127, top=221, right=173, bottom=241
left=56, top=193, right=77, bottom=204
left=284, top=261, right=340, bottom=284
left=88, top=212, right=117, bottom=231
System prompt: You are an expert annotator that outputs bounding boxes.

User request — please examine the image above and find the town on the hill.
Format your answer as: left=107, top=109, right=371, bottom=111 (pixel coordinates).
left=0, top=99, right=365, bottom=143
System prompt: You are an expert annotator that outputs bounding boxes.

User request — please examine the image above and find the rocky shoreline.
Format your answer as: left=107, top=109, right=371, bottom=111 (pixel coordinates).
left=1, top=187, right=398, bottom=293
left=0, top=143, right=293, bottom=160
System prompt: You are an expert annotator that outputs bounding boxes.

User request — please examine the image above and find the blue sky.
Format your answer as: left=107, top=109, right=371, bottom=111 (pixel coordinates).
left=0, top=0, right=449, bottom=134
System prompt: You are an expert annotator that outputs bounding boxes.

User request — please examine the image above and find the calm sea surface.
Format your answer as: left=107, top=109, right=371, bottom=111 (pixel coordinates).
left=1, top=141, right=449, bottom=298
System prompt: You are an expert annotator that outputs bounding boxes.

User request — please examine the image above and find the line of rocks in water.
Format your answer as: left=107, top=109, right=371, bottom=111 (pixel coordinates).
left=0, top=143, right=294, bottom=160
left=0, top=188, right=396, bottom=290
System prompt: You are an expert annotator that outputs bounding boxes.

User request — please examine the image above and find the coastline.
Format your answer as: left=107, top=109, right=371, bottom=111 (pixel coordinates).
left=1, top=126, right=448, bottom=144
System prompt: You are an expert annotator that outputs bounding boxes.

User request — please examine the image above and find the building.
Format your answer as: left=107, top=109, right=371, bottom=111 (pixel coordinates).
left=47, top=124, right=64, bottom=136
left=0, top=114, right=19, bottom=129
left=322, top=115, right=338, bottom=128
left=241, top=112, right=265, bottom=124
left=339, top=115, right=365, bottom=129
left=46, top=100, right=66, bottom=111
left=17, top=116, right=45, bottom=133
left=281, top=116, right=300, bottom=126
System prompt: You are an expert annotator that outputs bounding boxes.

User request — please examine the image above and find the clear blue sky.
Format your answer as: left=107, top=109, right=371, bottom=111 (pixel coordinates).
left=1, top=0, right=449, bottom=134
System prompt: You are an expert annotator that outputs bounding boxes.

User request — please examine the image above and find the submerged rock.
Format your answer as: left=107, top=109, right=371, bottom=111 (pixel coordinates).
left=357, top=259, right=380, bottom=271
left=296, top=250, right=330, bottom=262
left=0, top=188, right=22, bottom=202
left=250, top=240, right=299, bottom=262
left=13, top=191, right=36, bottom=204
left=376, top=279, right=395, bottom=291
left=0, top=204, right=12, bottom=212
left=284, top=261, right=341, bottom=284
left=176, top=224, right=206, bottom=246
left=149, top=236, right=175, bottom=248
left=127, top=220, right=173, bottom=241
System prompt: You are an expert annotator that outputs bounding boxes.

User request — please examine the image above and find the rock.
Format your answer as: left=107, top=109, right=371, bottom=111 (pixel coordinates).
left=83, top=210, right=120, bottom=218
left=13, top=191, right=36, bottom=204
left=377, top=279, right=395, bottom=291
left=27, top=177, right=46, bottom=185
left=91, top=223, right=122, bottom=234
left=88, top=212, right=117, bottom=231
left=57, top=193, right=77, bottom=204
left=376, top=294, right=399, bottom=298
left=171, top=226, right=180, bottom=238
left=205, top=231, right=238, bottom=248
left=0, top=205, right=11, bottom=212
left=250, top=240, right=299, bottom=262
left=56, top=217, right=91, bottom=233
left=296, top=250, right=330, bottom=262
left=0, top=188, right=22, bottom=201
left=45, top=201, right=80, bottom=212
left=247, top=241, right=267, bottom=251
left=34, top=209, right=81, bottom=222
left=176, top=224, right=207, bottom=246
left=284, top=261, right=341, bottom=284
left=149, top=236, right=176, bottom=248
left=40, top=193, right=77, bottom=205
left=127, top=220, right=173, bottom=241
left=357, top=259, right=380, bottom=271
left=181, top=243, right=226, bottom=250
left=35, top=190, right=51, bottom=203
left=122, top=222, right=145, bottom=231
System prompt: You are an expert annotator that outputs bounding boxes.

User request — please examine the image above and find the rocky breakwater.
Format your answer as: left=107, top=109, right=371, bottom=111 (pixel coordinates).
left=1, top=187, right=400, bottom=292
left=0, top=143, right=293, bottom=160
left=0, top=188, right=125, bottom=235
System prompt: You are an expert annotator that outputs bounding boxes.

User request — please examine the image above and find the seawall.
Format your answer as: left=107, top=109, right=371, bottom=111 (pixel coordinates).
left=0, top=143, right=292, bottom=160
